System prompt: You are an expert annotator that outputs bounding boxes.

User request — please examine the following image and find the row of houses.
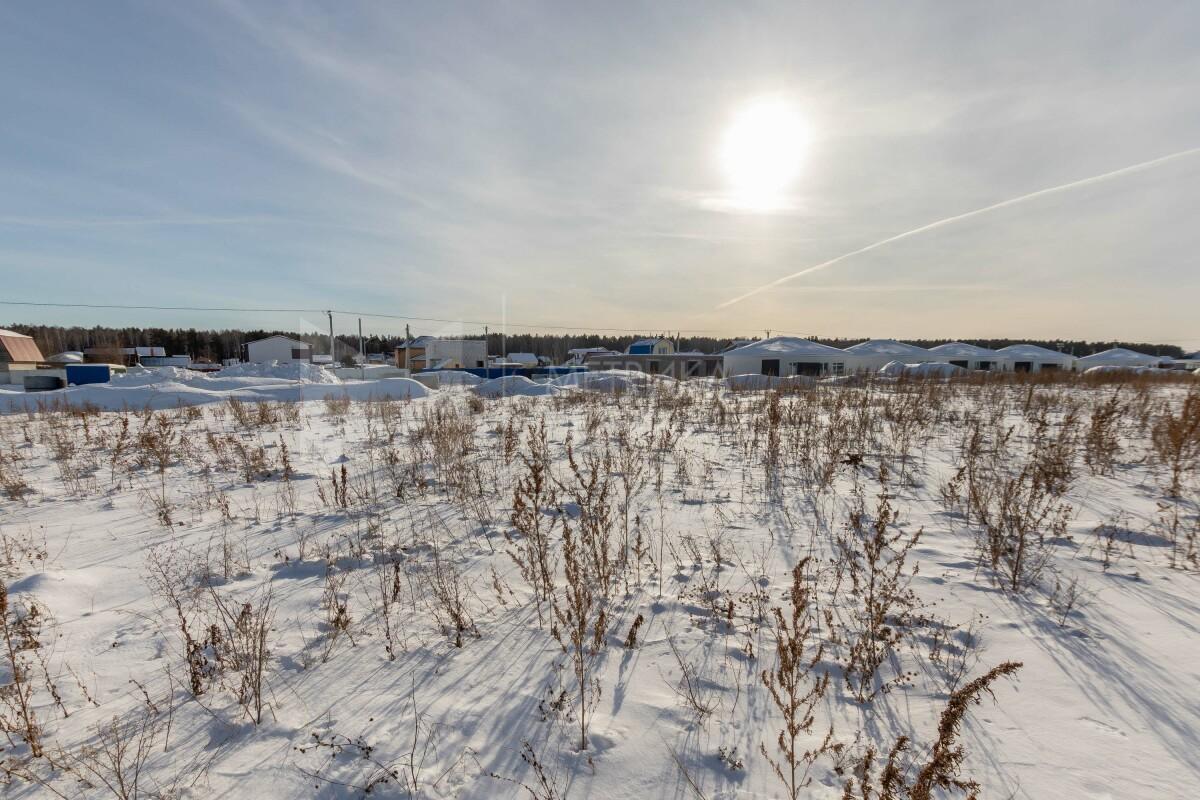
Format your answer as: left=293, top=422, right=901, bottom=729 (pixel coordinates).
left=720, top=337, right=1177, bottom=377
left=227, top=334, right=1200, bottom=379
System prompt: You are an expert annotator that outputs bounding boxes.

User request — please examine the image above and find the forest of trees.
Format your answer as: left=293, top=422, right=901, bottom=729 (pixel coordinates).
left=4, top=323, right=1186, bottom=363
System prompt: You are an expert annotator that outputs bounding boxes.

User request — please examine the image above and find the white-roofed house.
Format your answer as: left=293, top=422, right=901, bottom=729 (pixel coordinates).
left=506, top=352, right=539, bottom=367
left=995, top=344, right=1075, bottom=373
left=0, top=328, right=47, bottom=385
left=242, top=335, right=313, bottom=364
left=844, top=339, right=937, bottom=373
left=564, top=347, right=620, bottom=366
left=722, top=337, right=864, bottom=377
left=626, top=338, right=675, bottom=356
left=927, top=342, right=1011, bottom=371
left=1073, top=348, right=1165, bottom=371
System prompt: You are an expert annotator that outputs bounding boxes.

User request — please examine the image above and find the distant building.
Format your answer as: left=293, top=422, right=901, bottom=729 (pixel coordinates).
left=723, top=337, right=863, bottom=377
left=506, top=352, right=539, bottom=367
left=83, top=346, right=166, bottom=366
left=994, top=344, right=1075, bottom=373
left=395, top=338, right=487, bottom=370
left=565, top=347, right=619, bottom=366
left=927, top=342, right=1011, bottom=372
left=0, top=329, right=46, bottom=365
left=585, top=351, right=723, bottom=378
left=0, top=328, right=46, bottom=385
left=844, top=339, right=938, bottom=372
left=626, top=338, right=675, bottom=356
left=241, top=336, right=314, bottom=363
left=1073, top=348, right=1165, bottom=371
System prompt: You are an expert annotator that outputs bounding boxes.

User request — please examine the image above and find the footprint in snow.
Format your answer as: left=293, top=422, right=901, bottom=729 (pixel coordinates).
left=1079, top=716, right=1127, bottom=737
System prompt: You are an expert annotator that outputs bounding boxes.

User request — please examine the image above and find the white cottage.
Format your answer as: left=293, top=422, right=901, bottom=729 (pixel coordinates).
left=723, top=337, right=864, bottom=377
left=1073, top=348, right=1164, bottom=371
left=927, top=342, right=1010, bottom=371
left=242, top=335, right=313, bottom=363
left=995, top=344, right=1075, bottom=373
left=844, top=339, right=937, bottom=372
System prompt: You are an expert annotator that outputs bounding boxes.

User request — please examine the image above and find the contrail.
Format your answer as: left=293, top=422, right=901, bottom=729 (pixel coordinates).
left=717, top=146, right=1200, bottom=308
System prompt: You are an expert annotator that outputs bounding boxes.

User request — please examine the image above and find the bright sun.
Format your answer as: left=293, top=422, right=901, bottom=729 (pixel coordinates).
left=719, top=97, right=810, bottom=211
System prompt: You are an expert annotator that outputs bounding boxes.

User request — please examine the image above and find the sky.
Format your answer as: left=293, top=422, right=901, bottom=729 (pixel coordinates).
left=2, top=1, right=1199, bottom=345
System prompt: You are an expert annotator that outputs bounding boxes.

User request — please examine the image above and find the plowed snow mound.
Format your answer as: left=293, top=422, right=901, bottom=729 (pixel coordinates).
left=725, top=373, right=815, bottom=391
left=473, top=376, right=559, bottom=398
left=213, top=361, right=341, bottom=384
left=432, top=370, right=484, bottom=386
left=551, top=370, right=670, bottom=393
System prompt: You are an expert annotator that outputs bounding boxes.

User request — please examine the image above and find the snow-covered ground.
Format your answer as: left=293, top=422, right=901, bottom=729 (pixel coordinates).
left=0, top=373, right=1197, bottom=798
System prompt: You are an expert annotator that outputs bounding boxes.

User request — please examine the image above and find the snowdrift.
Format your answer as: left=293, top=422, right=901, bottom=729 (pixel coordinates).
left=551, top=369, right=672, bottom=393
left=1083, top=365, right=1175, bottom=377
left=879, top=361, right=968, bottom=379
left=473, top=375, right=560, bottom=398
left=724, top=373, right=815, bottom=391
left=431, top=370, right=484, bottom=386
left=0, top=368, right=427, bottom=413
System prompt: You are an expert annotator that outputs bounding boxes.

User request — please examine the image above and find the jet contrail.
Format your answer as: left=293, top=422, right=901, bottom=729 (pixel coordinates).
left=717, top=145, right=1200, bottom=308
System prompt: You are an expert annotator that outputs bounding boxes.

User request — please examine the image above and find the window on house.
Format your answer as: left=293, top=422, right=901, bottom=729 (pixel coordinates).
left=761, top=359, right=780, bottom=376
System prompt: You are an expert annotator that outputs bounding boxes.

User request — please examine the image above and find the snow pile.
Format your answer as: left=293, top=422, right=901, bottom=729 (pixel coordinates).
left=333, top=377, right=429, bottom=400
left=551, top=370, right=669, bottom=393
left=216, top=360, right=341, bottom=384
left=879, top=361, right=968, bottom=379
left=1083, top=365, right=1174, bottom=377
left=473, top=375, right=560, bottom=398
left=433, top=370, right=484, bottom=386
left=0, top=366, right=428, bottom=413
left=724, top=373, right=815, bottom=391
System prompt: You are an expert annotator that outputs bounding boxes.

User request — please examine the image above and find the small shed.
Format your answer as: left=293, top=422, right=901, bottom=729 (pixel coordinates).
left=395, top=338, right=486, bottom=370
left=1073, top=348, right=1164, bottom=371
left=506, top=352, right=539, bottom=367
left=626, top=338, right=675, bottom=356
left=723, top=337, right=862, bottom=377
left=242, top=336, right=313, bottom=364
left=995, top=344, right=1075, bottom=373
left=0, top=328, right=46, bottom=365
left=927, top=342, right=1010, bottom=371
left=0, top=328, right=46, bottom=385
left=844, top=339, right=937, bottom=372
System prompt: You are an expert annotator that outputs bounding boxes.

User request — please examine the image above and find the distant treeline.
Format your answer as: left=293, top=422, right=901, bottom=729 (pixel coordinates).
left=4, top=324, right=1186, bottom=361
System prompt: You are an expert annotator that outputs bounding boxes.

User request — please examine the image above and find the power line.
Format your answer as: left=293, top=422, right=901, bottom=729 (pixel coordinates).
left=0, top=299, right=736, bottom=335
left=1, top=299, right=1195, bottom=344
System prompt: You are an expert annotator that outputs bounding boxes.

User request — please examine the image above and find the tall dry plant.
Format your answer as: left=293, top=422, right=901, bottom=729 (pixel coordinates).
left=552, top=519, right=607, bottom=751
left=761, top=557, right=833, bottom=799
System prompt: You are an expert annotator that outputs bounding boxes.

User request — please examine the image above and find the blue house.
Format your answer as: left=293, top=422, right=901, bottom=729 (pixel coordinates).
left=626, top=338, right=675, bottom=356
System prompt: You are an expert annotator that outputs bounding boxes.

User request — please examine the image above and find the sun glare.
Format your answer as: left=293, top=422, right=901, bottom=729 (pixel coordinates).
left=719, top=96, right=810, bottom=211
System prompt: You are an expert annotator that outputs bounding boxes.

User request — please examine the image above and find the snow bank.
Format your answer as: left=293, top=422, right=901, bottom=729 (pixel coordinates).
left=1083, top=365, right=1174, bottom=377
left=724, top=373, right=815, bottom=391
left=214, top=361, right=340, bottom=384
left=432, top=370, right=483, bottom=386
left=550, top=369, right=669, bottom=393
left=0, top=371, right=427, bottom=413
left=473, top=375, right=560, bottom=398
left=878, top=361, right=967, bottom=379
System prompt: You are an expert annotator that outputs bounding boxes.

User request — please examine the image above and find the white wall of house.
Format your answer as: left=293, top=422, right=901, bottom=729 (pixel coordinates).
left=723, top=338, right=868, bottom=377
left=245, top=336, right=313, bottom=363
left=423, top=339, right=487, bottom=369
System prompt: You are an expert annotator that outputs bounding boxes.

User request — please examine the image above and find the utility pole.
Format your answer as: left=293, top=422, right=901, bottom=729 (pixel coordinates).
left=327, top=311, right=334, bottom=363
left=765, top=329, right=771, bottom=339
left=358, top=317, right=364, bottom=377
left=405, top=323, right=411, bottom=373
